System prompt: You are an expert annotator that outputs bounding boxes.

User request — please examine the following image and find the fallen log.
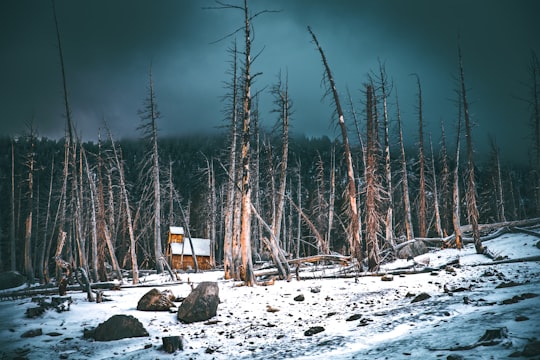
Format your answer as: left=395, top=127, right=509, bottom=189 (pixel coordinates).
left=513, top=226, right=540, bottom=238
left=460, top=217, right=540, bottom=234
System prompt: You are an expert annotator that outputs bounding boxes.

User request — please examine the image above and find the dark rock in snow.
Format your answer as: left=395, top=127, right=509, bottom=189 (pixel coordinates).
left=381, top=274, right=393, bottom=281
left=536, top=240, right=540, bottom=249
left=522, top=339, right=540, bottom=357
left=0, top=271, right=26, bottom=290
left=515, top=315, right=529, bottom=321
left=304, top=326, right=325, bottom=336
left=84, top=314, right=149, bottom=341
left=397, top=241, right=428, bottom=259
left=177, top=282, right=220, bottom=324
left=21, top=328, right=42, bottom=338
left=294, top=294, right=305, bottom=302
left=411, top=292, right=431, bottom=303
left=346, top=314, right=362, bottom=321
left=162, top=335, right=184, bottom=353
left=137, top=288, right=175, bottom=311
left=446, top=355, right=465, bottom=360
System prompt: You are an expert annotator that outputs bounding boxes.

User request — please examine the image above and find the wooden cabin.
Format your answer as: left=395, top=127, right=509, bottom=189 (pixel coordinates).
left=166, top=226, right=212, bottom=270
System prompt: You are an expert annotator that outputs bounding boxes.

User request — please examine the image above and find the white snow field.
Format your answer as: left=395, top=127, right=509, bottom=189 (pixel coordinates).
left=1, top=231, right=539, bottom=359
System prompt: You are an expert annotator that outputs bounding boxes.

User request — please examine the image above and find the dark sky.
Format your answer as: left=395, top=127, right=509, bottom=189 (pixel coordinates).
left=1, top=0, right=538, bottom=164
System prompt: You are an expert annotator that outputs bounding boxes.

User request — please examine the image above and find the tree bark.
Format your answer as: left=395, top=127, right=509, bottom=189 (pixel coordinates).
left=396, top=94, right=414, bottom=240
left=308, top=26, right=361, bottom=265
left=458, top=43, right=483, bottom=254
left=413, top=74, right=428, bottom=238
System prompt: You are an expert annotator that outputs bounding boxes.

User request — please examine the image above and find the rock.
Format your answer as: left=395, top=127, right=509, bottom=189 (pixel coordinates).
left=177, top=282, right=220, bottom=324
left=21, top=328, right=42, bottom=338
left=381, top=274, right=393, bottom=281
left=26, top=306, right=46, bottom=318
left=137, top=288, right=175, bottom=311
left=0, top=271, right=26, bottom=290
left=310, top=287, right=321, bottom=293
left=346, top=314, right=362, bottom=321
left=84, top=314, right=149, bottom=341
left=266, top=305, right=280, bottom=313
left=446, top=355, right=464, bottom=360
left=522, top=340, right=540, bottom=357
left=304, top=326, right=324, bottom=336
left=515, top=315, right=529, bottom=321
left=536, top=241, right=540, bottom=250
left=411, top=292, right=431, bottom=303
left=397, top=241, right=428, bottom=259
left=294, top=294, right=305, bottom=301
left=162, top=335, right=184, bottom=353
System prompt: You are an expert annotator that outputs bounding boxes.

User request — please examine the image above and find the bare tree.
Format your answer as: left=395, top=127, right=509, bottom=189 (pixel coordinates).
left=527, top=51, right=540, bottom=215
left=376, top=62, right=395, bottom=248
left=23, top=123, right=37, bottom=283
left=458, top=43, right=483, bottom=254
left=438, top=121, right=451, bottom=236
left=10, top=138, right=17, bottom=271
left=489, top=137, right=506, bottom=222
left=412, top=74, right=428, bottom=238
left=222, top=42, right=240, bottom=280
left=308, top=26, right=362, bottom=264
left=452, top=94, right=463, bottom=249
left=429, top=135, right=443, bottom=238
left=365, top=84, right=382, bottom=271
left=138, top=68, right=164, bottom=274
left=109, top=133, right=138, bottom=284
left=396, top=93, right=414, bottom=240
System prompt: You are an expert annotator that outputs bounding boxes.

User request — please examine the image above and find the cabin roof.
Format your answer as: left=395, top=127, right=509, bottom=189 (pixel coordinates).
left=169, top=226, right=185, bottom=235
left=170, top=238, right=210, bottom=257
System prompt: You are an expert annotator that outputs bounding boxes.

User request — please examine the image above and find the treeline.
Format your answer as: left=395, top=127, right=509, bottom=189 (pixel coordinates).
left=0, top=127, right=536, bottom=280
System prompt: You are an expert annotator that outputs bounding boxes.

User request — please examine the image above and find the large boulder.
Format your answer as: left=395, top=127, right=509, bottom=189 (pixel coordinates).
left=177, top=282, right=219, bottom=324
left=137, top=288, right=175, bottom=311
left=84, top=314, right=148, bottom=341
left=397, top=240, right=428, bottom=259
left=0, top=271, right=26, bottom=290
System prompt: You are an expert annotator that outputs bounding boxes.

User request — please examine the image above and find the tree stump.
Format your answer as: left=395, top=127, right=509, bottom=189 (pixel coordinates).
left=162, top=336, right=183, bottom=353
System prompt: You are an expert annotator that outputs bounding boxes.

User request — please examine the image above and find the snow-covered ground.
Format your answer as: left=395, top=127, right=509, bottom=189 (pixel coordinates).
left=1, top=232, right=539, bottom=359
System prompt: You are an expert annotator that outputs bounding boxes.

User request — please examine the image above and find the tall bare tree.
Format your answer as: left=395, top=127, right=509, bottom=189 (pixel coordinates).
left=308, top=26, right=362, bottom=265
left=10, top=138, right=17, bottom=271
left=452, top=96, right=463, bottom=250
left=413, top=74, right=428, bottom=238
left=109, top=134, right=139, bottom=284
left=527, top=51, right=540, bottom=215
left=365, top=84, right=381, bottom=271
left=429, top=135, right=443, bottom=238
left=458, top=43, right=483, bottom=254
left=377, top=62, right=395, bottom=248
left=396, top=93, right=414, bottom=240
left=138, top=68, right=164, bottom=274
left=23, top=123, right=37, bottom=283
left=439, top=121, right=452, bottom=236
left=223, top=42, right=239, bottom=280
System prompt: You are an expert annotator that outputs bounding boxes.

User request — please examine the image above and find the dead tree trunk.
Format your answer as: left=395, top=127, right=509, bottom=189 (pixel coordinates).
left=308, top=26, right=361, bottom=264
left=439, top=122, right=452, bottom=237
left=365, top=84, right=381, bottom=271
left=239, top=0, right=256, bottom=285
left=429, top=135, right=444, bottom=238
left=379, top=63, right=395, bottom=248
left=396, top=93, right=414, bottom=240
left=271, top=72, right=290, bottom=247
left=24, top=125, right=36, bottom=284
left=10, top=138, right=17, bottom=271
left=453, top=96, right=463, bottom=249
left=458, top=43, right=483, bottom=254
left=109, top=135, right=138, bottom=284
left=413, top=74, right=428, bottom=238
left=223, top=42, right=239, bottom=280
